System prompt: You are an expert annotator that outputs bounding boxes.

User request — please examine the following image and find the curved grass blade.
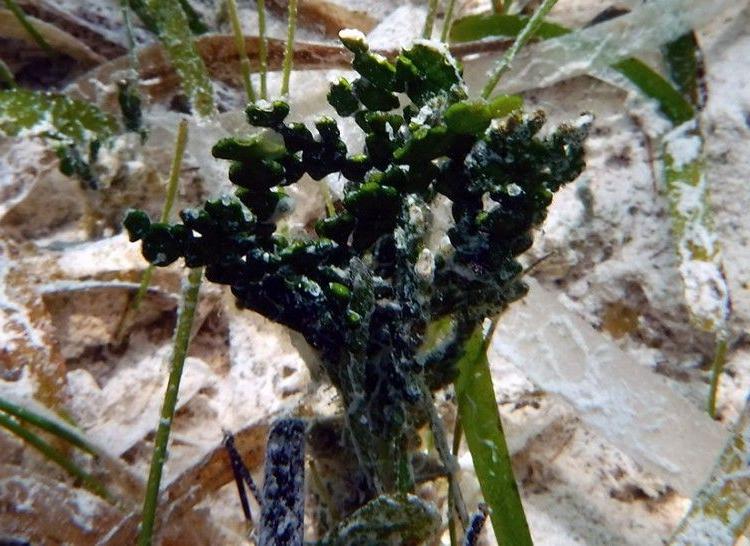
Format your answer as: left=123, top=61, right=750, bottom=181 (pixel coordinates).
left=146, top=0, right=215, bottom=118
left=0, top=59, right=15, bottom=88
left=177, top=0, right=208, bottom=35
left=451, top=13, right=694, bottom=124
left=611, top=58, right=693, bottom=124
left=450, top=13, right=568, bottom=42
left=2, top=0, right=54, bottom=55
left=0, top=412, right=113, bottom=503
left=0, top=88, right=117, bottom=143
left=455, top=324, right=533, bottom=546
left=0, top=396, right=98, bottom=456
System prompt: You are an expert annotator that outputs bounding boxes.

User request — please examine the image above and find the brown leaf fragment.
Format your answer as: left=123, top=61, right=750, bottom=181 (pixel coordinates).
left=0, top=464, right=124, bottom=545
left=0, top=8, right=105, bottom=65
left=0, top=242, right=68, bottom=411
left=99, top=422, right=269, bottom=545
left=266, top=0, right=377, bottom=36
left=67, top=34, right=513, bottom=113
left=15, top=0, right=128, bottom=60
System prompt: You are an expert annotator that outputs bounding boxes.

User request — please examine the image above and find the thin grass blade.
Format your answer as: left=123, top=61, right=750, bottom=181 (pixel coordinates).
left=423, top=0, right=439, bottom=39
left=177, top=0, right=208, bottom=34
left=2, top=0, right=54, bottom=54
left=452, top=13, right=694, bottom=123
left=0, top=412, right=112, bottom=502
left=481, top=0, right=559, bottom=98
left=227, top=0, right=256, bottom=102
left=281, top=0, right=298, bottom=96
left=115, top=119, right=189, bottom=342
left=0, top=396, right=98, bottom=456
left=138, top=266, right=203, bottom=546
left=257, top=0, right=269, bottom=99
left=450, top=13, right=568, bottom=42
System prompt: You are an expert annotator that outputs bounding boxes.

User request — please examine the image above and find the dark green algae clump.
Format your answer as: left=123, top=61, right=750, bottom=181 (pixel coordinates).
left=125, top=30, right=590, bottom=495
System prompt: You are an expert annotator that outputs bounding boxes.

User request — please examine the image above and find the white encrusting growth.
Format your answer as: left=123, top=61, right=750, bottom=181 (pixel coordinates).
left=414, top=248, right=435, bottom=282
left=663, top=120, right=729, bottom=333
left=338, top=28, right=367, bottom=44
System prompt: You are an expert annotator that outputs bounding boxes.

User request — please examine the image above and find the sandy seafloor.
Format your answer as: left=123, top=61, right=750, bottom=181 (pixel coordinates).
left=1, top=0, right=750, bottom=544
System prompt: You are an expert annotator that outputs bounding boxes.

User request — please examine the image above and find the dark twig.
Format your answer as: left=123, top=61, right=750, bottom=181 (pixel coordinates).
left=223, top=431, right=261, bottom=522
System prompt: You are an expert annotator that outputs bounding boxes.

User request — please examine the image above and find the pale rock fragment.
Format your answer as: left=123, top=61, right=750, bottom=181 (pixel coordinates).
left=491, top=279, right=728, bottom=495
left=77, top=348, right=214, bottom=457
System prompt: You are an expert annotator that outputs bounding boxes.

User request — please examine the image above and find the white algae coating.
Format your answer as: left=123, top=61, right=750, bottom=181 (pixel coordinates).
left=663, top=120, right=729, bottom=333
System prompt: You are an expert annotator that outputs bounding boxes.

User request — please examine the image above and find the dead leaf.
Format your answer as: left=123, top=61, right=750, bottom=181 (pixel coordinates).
left=0, top=464, right=125, bottom=545
left=266, top=0, right=377, bottom=36
left=0, top=8, right=105, bottom=65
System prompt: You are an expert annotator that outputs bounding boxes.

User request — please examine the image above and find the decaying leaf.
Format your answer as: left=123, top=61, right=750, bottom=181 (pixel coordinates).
left=492, top=279, right=728, bottom=495
left=0, top=464, right=124, bottom=545
left=266, top=0, right=377, bottom=37
left=0, top=7, right=106, bottom=65
left=12, top=0, right=129, bottom=59
left=0, top=241, right=69, bottom=411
